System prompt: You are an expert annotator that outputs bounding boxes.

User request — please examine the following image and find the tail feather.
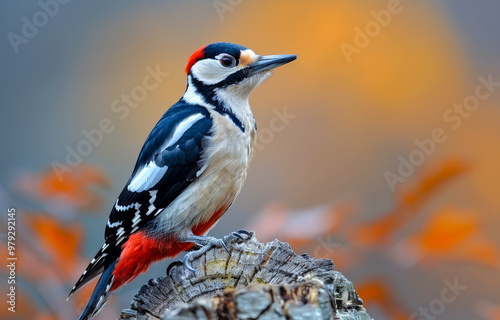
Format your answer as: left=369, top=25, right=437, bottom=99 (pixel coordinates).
left=77, top=259, right=117, bottom=320
left=69, top=246, right=108, bottom=298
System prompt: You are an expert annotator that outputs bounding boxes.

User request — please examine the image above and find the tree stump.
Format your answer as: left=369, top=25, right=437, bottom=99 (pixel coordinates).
left=120, top=232, right=372, bottom=320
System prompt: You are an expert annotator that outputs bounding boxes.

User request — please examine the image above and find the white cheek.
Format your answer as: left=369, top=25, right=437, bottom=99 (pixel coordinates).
left=191, top=59, right=235, bottom=85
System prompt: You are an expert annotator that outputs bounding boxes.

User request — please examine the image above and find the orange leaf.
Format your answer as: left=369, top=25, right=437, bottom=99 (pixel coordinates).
left=350, top=158, right=470, bottom=246
left=414, top=207, right=477, bottom=252
left=24, top=213, right=84, bottom=279
left=398, top=158, right=470, bottom=208
left=391, top=207, right=499, bottom=270
left=14, top=163, right=110, bottom=214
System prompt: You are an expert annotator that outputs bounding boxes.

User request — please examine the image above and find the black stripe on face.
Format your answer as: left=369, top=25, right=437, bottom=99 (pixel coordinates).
left=189, top=76, right=246, bottom=133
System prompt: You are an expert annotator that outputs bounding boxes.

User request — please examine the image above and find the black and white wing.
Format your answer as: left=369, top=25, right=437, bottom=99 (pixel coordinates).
left=69, top=102, right=213, bottom=296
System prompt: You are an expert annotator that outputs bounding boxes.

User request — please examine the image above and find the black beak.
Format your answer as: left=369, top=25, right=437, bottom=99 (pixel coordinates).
left=247, top=54, right=297, bottom=75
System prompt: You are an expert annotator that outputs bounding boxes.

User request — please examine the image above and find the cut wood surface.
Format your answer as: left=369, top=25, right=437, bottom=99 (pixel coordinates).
left=120, top=232, right=372, bottom=320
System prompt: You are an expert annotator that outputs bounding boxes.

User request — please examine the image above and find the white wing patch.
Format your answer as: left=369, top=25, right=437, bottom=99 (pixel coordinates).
left=127, top=162, right=168, bottom=192
left=163, top=113, right=204, bottom=151
left=127, top=113, right=205, bottom=193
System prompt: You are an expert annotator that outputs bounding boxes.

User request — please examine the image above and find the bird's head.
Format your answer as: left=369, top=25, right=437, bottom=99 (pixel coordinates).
left=183, top=42, right=296, bottom=107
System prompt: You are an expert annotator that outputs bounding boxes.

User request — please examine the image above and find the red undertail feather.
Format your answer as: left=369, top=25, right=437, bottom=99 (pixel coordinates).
left=111, top=231, right=192, bottom=290
left=111, top=206, right=229, bottom=291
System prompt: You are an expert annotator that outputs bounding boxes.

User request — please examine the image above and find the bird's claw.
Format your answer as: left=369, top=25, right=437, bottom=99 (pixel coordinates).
left=183, top=253, right=197, bottom=273
left=166, top=260, right=184, bottom=276
left=181, top=235, right=230, bottom=273
left=231, top=229, right=253, bottom=242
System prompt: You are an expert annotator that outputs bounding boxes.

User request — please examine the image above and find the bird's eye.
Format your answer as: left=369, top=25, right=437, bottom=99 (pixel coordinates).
left=220, top=55, right=236, bottom=68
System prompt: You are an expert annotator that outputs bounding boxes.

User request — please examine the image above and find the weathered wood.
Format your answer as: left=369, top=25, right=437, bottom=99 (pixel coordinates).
left=120, top=232, right=371, bottom=320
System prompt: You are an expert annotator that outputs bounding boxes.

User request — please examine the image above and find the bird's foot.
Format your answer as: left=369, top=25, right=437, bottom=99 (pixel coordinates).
left=180, top=234, right=229, bottom=273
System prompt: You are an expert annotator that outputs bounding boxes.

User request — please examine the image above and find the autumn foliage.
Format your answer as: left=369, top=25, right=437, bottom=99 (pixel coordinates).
left=1, top=152, right=498, bottom=320
left=1, top=164, right=116, bottom=320
left=249, top=158, right=499, bottom=320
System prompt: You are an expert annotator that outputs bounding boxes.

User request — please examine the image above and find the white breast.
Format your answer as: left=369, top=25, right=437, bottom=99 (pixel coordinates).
left=148, top=108, right=256, bottom=238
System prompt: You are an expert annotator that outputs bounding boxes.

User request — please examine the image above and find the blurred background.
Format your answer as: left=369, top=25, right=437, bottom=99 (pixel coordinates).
left=1, top=1, right=499, bottom=319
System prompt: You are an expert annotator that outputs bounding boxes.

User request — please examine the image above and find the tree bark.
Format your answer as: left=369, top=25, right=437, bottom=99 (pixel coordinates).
left=120, top=232, right=372, bottom=320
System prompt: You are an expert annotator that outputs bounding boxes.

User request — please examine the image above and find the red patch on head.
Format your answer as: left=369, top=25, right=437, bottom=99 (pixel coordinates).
left=185, top=45, right=207, bottom=74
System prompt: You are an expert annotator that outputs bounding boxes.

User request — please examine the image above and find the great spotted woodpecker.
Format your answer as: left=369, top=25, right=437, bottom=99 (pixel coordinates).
left=68, top=42, right=296, bottom=320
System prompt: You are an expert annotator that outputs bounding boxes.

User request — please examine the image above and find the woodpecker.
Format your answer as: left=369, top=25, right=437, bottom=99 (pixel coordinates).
left=68, top=42, right=296, bottom=320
